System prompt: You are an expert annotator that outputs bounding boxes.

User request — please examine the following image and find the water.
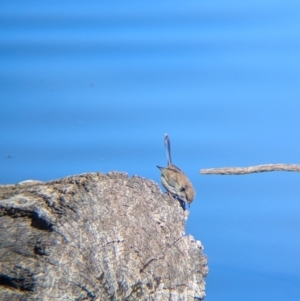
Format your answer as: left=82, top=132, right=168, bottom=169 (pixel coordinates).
left=1, top=1, right=300, bottom=300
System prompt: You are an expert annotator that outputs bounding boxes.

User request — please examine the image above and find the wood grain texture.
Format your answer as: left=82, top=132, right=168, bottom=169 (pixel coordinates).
left=200, top=164, right=300, bottom=175
left=0, top=172, right=207, bottom=301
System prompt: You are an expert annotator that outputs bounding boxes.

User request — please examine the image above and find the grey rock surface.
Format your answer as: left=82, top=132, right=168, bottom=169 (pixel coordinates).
left=0, top=172, right=208, bottom=301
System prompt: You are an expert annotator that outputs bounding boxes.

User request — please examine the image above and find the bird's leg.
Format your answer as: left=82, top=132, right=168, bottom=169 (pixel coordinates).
left=168, top=191, right=173, bottom=201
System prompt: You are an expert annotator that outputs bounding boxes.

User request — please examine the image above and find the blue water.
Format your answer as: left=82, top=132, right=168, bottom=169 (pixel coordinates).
left=1, top=1, right=300, bottom=300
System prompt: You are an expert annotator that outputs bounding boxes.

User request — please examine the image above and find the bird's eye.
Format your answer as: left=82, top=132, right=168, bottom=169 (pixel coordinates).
left=180, top=187, right=186, bottom=192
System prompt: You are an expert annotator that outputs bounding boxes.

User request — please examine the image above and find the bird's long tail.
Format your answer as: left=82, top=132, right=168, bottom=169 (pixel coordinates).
left=164, top=133, right=172, bottom=166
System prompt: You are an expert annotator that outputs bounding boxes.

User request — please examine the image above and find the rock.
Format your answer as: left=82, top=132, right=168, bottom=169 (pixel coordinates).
left=0, top=172, right=208, bottom=300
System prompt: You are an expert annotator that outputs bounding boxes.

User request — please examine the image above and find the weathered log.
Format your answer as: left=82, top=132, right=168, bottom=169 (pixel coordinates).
left=0, top=172, right=207, bottom=301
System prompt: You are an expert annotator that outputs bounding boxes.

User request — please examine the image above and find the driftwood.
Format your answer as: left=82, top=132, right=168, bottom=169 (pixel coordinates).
left=0, top=172, right=207, bottom=301
left=200, top=163, right=300, bottom=175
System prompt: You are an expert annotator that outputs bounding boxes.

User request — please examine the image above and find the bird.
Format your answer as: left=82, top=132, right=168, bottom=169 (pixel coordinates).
left=157, top=134, right=195, bottom=209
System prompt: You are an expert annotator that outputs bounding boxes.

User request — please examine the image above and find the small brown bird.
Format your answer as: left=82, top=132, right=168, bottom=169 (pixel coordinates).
left=157, top=134, right=195, bottom=209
